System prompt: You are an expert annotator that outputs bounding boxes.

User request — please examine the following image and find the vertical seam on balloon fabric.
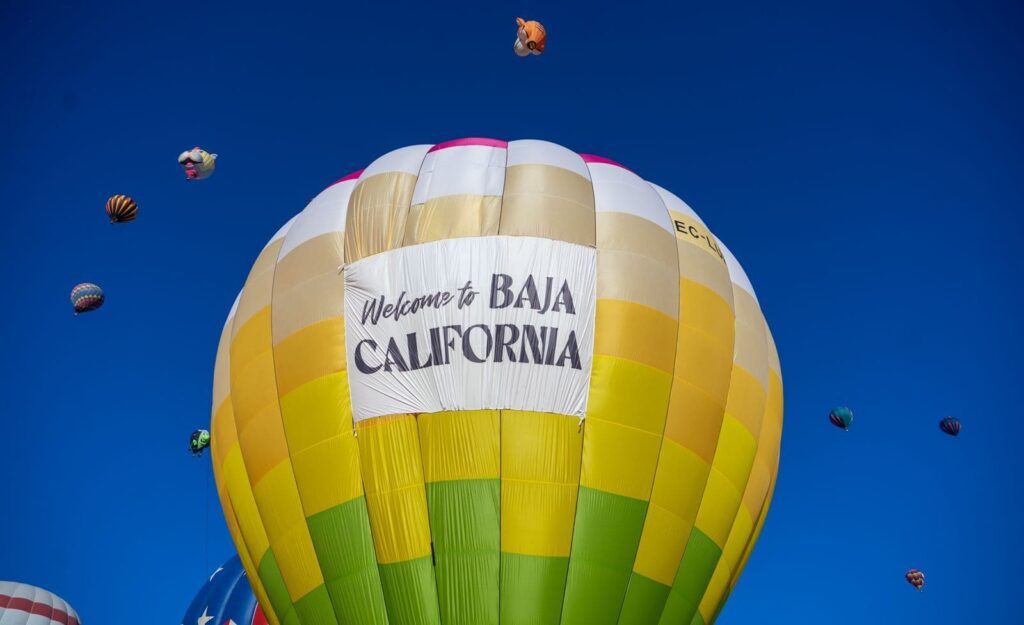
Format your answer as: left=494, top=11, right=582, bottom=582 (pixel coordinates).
left=704, top=325, right=774, bottom=618
left=343, top=168, right=396, bottom=625
left=494, top=137, right=510, bottom=236
left=346, top=146, right=431, bottom=625
left=610, top=179, right=684, bottom=625
left=646, top=227, right=737, bottom=625
left=412, top=142, right=445, bottom=625
left=661, top=282, right=746, bottom=625
left=495, top=139, right=509, bottom=625
left=553, top=149, right=601, bottom=625
left=263, top=218, right=341, bottom=625
left=691, top=314, right=775, bottom=622
left=225, top=294, right=292, bottom=625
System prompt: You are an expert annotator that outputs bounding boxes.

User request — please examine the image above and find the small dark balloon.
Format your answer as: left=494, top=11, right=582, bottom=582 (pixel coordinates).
left=939, top=416, right=961, bottom=436
left=189, top=429, right=211, bottom=456
left=906, top=569, right=925, bottom=590
left=70, top=283, right=104, bottom=315
left=106, top=194, right=138, bottom=223
left=829, top=406, right=853, bottom=431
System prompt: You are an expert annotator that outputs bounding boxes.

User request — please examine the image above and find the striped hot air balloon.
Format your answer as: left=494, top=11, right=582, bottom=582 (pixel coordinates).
left=70, top=283, right=104, bottom=315
left=105, top=194, right=138, bottom=223
left=829, top=406, right=853, bottom=431
left=182, top=555, right=267, bottom=625
left=0, top=581, right=81, bottom=625
left=209, top=139, right=784, bottom=625
left=906, top=569, right=925, bottom=590
left=939, top=416, right=961, bottom=437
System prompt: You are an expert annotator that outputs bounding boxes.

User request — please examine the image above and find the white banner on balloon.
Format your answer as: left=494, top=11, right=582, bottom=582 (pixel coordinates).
left=343, top=236, right=597, bottom=422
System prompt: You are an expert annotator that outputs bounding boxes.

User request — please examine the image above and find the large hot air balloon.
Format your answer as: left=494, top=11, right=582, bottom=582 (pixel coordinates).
left=939, top=416, right=961, bottom=437
left=906, top=569, right=925, bottom=590
left=70, top=283, right=104, bottom=315
left=0, top=581, right=80, bottom=625
left=182, top=555, right=268, bottom=625
left=829, top=406, right=853, bottom=431
left=210, top=139, right=784, bottom=625
left=106, top=194, right=138, bottom=223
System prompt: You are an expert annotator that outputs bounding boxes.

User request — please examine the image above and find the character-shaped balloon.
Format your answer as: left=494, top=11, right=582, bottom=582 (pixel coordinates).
left=189, top=429, right=211, bottom=456
left=515, top=17, right=546, bottom=56
left=178, top=147, right=217, bottom=181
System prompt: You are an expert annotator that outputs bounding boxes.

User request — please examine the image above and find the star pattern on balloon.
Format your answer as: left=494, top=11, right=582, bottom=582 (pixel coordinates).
left=197, top=607, right=214, bottom=625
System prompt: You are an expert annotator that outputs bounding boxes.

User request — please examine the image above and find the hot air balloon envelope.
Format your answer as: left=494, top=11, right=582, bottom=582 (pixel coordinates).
left=71, top=283, right=104, bottom=315
left=190, top=429, right=211, bottom=456
left=210, top=138, right=785, bottom=625
left=182, top=555, right=267, bottom=625
left=906, top=569, right=925, bottom=590
left=939, top=416, right=961, bottom=436
left=106, top=194, right=138, bottom=223
left=179, top=147, right=217, bottom=180
left=515, top=17, right=546, bottom=56
left=829, top=406, right=854, bottom=430
left=0, top=581, right=80, bottom=625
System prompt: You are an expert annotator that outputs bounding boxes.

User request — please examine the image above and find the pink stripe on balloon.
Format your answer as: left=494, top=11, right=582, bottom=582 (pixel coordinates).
left=428, top=138, right=508, bottom=152
left=579, top=153, right=632, bottom=171
left=331, top=169, right=364, bottom=186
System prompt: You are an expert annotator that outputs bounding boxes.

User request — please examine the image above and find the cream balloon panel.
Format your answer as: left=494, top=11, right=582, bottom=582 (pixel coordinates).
left=210, top=139, right=783, bottom=625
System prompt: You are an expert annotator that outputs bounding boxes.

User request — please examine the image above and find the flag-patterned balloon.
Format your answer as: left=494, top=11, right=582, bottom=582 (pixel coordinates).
left=210, top=138, right=785, bottom=625
left=0, top=581, right=81, bottom=625
left=105, top=194, right=138, bottom=223
left=939, top=416, right=961, bottom=437
left=70, top=283, right=104, bottom=315
left=181, top=555, right=267, bottom=625
left=829, top=406, right=854, bottom=431
left=905, top=569, right=925, bottom=590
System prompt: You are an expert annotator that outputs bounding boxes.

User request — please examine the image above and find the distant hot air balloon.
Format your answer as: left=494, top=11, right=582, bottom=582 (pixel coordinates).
left=182, top=555, right=268, bottom=625
left=0, top=581, right=80, bottom=625
left=70, top=283, right=104, bottom=315
left=178, top=147, right=217, bottom=181
left=189, top=429, right=211, bottom=456
left=906, top=569, right=925, bottom=590
left=514, top=17, right=546, bottom=56
left=105, top=194, right=138, bottom=223
left=210, top=139, right=785, bottom=625
left=829, top=406, right=854, bottom=431
left=939, top=416, right=961, bottom=437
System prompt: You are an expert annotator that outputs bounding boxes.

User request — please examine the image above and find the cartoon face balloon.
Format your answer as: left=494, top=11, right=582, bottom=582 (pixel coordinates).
left=211, top=139, right=784, bottom=625
left=178, top=147, right=217, bottom=180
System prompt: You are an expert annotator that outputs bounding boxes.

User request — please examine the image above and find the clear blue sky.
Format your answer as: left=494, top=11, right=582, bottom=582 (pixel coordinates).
left=1, top=0, right=1021, bottom=622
